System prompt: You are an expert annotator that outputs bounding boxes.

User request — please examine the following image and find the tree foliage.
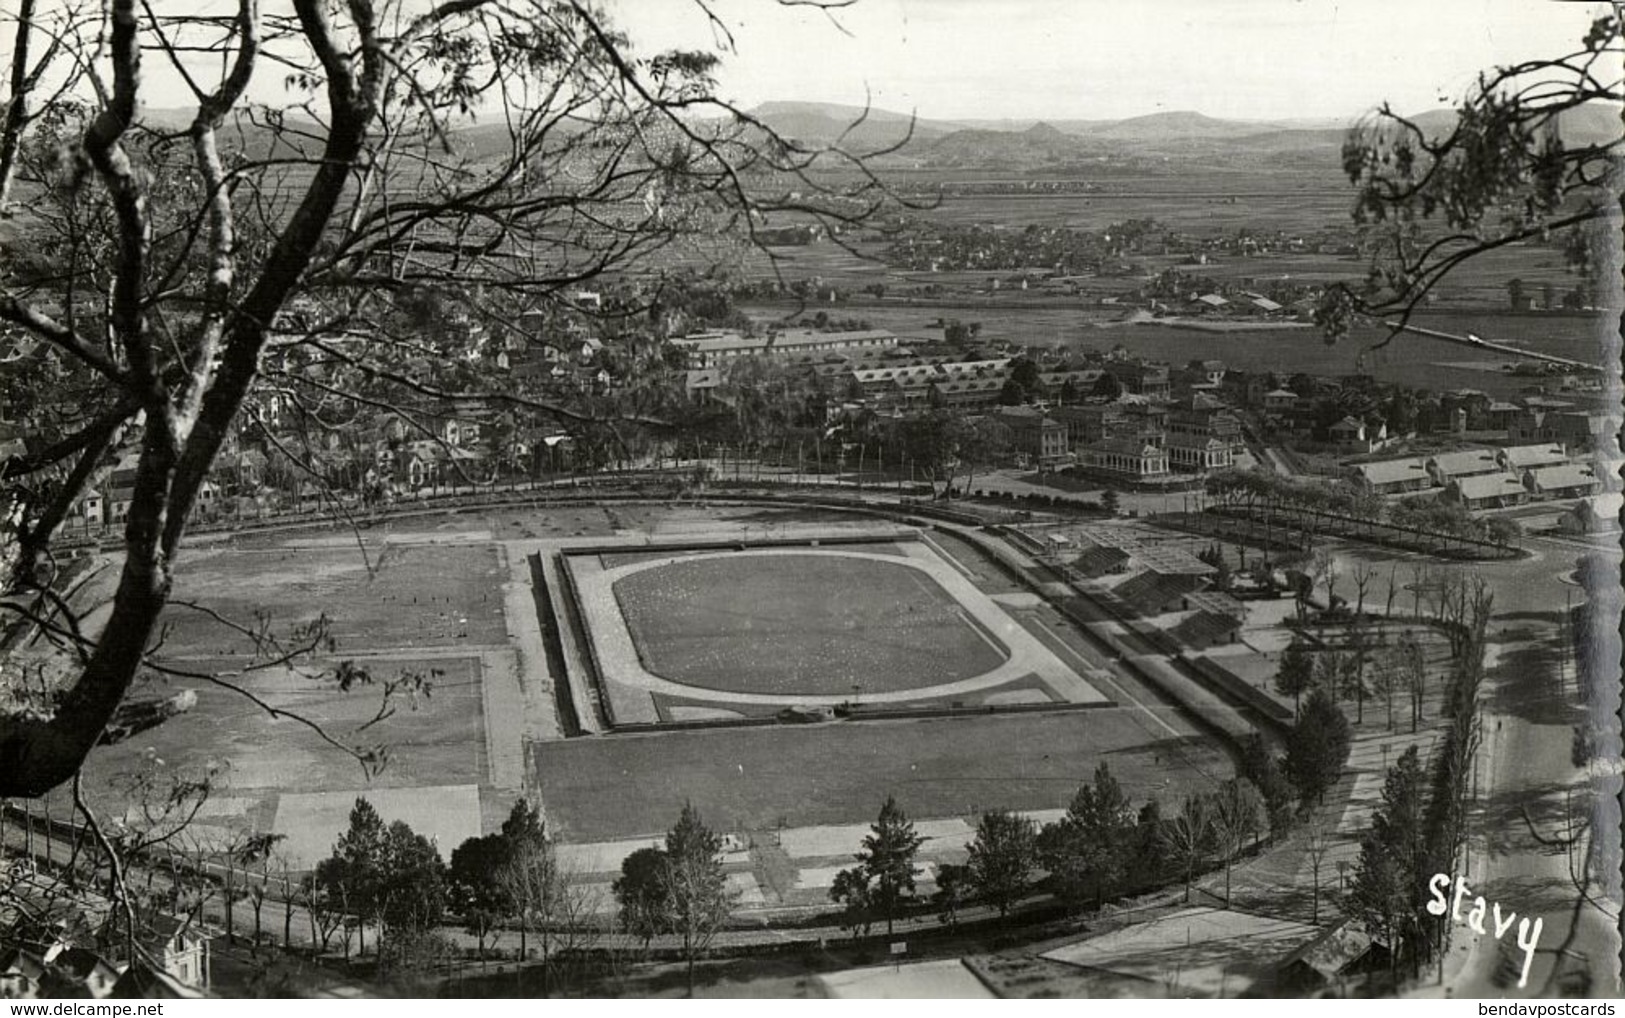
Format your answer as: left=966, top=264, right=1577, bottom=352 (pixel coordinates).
left=1274, top=637, right=1317, bottom=718
left=852, top=794, right=924, bottom=936
left=1039, top=762, right=1137, bottom=910
left=1283, top=688, right=1353, bottom=805
left=1318, top=13, right=1621, bottom=343
left=1349, top=746, right=1430, bottom=975
left=966, top=810, right=1037, bottom=917
left=0, top=0, right=913, bottom=800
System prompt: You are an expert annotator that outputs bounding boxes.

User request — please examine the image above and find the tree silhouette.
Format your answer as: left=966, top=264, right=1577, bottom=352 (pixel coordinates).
left=0, top=0, right=915, bottom=800
left=1283, top=688, right=1353, bottom=805
left=855, top=795, right=924, bottom=937
left=967, top=810, right=1038, bottom=918
left=1318, top=13, right=1621, bottom=345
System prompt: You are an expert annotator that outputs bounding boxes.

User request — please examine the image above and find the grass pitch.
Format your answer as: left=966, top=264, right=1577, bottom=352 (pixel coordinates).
left=609, top=552, right=1005, bottom=696
left=533, top=711, right=1227, bottom=841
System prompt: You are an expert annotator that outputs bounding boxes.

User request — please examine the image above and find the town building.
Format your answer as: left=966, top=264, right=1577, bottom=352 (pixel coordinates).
left=1081, top=435, right=1170, bottom=478
left=1263, top=387, right=1299, bottom=413
left=1498, top=443, right=1569, bottom=472
left=1559, top=495, right=1620, bottom=535
left=1425, top=449, right=1504, bottom=487
left=1167, top=395, right=1244, bottom=452
left=1442, top=473, right=1527, bottom=510
left=1348, top=457, right=1433, bottom=495
left=1102, top=361, right=1172, bottom=400
left=993, top=406, right=1070, bottom=471
left=1328, top=416, right=1388, bottom=454
left=1166, top=434, right=1234, bottom=473
left=683, top=368, right=722, bottom=404
left=1523, top=463, right=1602, bottom=500
left=1509, top=408, right=1615, bottom=454
left=669, top=328, right=898, bottom=368
left=1049, top=404, right=1125, bottom=448
left=929, top=376, right=1005, bottom=409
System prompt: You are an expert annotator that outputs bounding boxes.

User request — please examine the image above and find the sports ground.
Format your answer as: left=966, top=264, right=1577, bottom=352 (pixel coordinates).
left=610, top=551, right=1005, bottom=695
left=62, top=502, right=1228, bottom=884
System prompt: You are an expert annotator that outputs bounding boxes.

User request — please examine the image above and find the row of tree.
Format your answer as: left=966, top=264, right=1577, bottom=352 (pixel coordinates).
left=1204, top=469, right=1520, bottom=549
left=823, top=762, right=1315, bottom=938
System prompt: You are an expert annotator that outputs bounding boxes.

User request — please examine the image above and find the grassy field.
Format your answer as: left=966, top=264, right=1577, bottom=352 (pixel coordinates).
left=87, top=655, right=488, bottom=793
left=609, top=551, right=1003, bottom=696
left=532, top=711, right=1228, bottom=841
left=163, top=539, right=508, bottom=654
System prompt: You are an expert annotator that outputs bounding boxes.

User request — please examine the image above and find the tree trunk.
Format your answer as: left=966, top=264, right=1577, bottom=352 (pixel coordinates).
left=0, top=0, right=37, bottom=212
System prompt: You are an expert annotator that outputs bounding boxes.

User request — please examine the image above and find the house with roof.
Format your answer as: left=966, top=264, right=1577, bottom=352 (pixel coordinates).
left=1443, top=473, right=1528, bottom=511
left=937, top=357, right=1012, bottom=379
left=1189, top=293, right=1229, bottom=312
left=1049, top=404, right=1124, bottom=448
left=137, top=915, right=212, bottom=993
left=1329, top=416, right=1388, bottom=455
left=1548, top=411, right=1616, bottom=455
left=1103, top=361, right=1172, bottom=400
left=1348, top=457, right=1433, bottom=495
left=1167, top=394, right=1243, bottom=448
left=1113, top=571, right=1212, bottom=616
left=0, top=948, right=46, bottom=999
left=1273, top=920, right=1379, bottom=996
left=1249, top=295, right=1284, bottom=314
left=1558, top=494, right=1621, bottom=535
left=1037, top=368, right=1105, bottom=401
left=46, top=948, right=121, bottom=998
left=1523, top=463, right=1601, bottom=501
left=683, top=368, right=722, bottom=405
left=1081, top=435, right=1170, bottom=478
left=929, top=376, right=1004, bottom=409
left=1070, top=544, right=1132, bottom=578
left=1498, top=443, right=1568, bottom=473
left=76, top=489, right=105, bottom=528
left=993, top=406, right=1070, bottom=472
left=1425, top=448, right=1503, bottom=487
left=1263, top=387, right=1298, bottom=413
left=110, top=959, right=207, bottom=999
left=1166, top=433, right=1233, bottom=473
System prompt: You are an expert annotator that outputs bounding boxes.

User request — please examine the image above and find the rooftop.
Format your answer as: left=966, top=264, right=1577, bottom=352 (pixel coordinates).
left=1526, top=464, right=1599, bottom=492
left=1450, top=473, right=1526, bottom=501
left=1041, top=906, right=1320, bottom=996
left=1500, top=443, right=1568, bottom=469
left=1427, top=449, right=1502, bottom=477
left=1352, top=458, right=1430, bottom=486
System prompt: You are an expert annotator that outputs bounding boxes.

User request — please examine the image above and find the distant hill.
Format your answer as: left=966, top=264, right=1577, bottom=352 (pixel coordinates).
left=131, top=97, right=1616, bottom=176
left=1386, top=103, right=1621, bottom=148
left=745, top=102, right=1366, bottom=168
left=742, top=101, right=957, bottom=149
left=1079, top=110, right=1288, bottom=141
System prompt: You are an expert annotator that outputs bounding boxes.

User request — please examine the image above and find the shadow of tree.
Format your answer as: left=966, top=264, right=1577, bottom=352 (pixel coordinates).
left=1483, top=641, right=1587, bottom=728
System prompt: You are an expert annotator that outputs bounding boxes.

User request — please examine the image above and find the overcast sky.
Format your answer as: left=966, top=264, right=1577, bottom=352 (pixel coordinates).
left=607, top=0, right=1613, bottom=122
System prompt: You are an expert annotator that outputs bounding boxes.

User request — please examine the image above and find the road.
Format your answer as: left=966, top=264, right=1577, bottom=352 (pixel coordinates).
left=1311, top=534, right=1624, bottom=998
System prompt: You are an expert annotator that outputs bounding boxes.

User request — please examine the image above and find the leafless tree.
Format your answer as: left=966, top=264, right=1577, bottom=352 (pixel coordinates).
left=1350, top=560, right=1374, bottom=618
left=1314, top=550, right=1341, bottom=608
left=0, top=0, right=82, bottom=211
left=0, top=0, right=915, bottom=800
left=1304, top=812, right=1332, bottom=924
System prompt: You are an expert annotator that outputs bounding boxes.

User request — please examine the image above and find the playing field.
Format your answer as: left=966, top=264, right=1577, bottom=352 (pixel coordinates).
left=611, top=552, right=1005, bottom=696
left=163, top=539, right=508, bottom=654
left=532, top=711, right=1228, bottom=841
